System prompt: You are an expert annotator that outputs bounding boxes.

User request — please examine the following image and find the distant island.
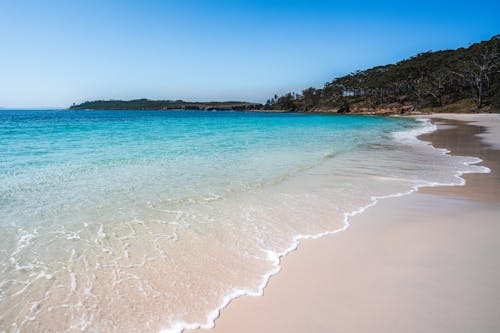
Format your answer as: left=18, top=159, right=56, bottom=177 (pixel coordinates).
left=69, top=99, right=262, bottom=111
left=71, top=35, right=499, bottom=115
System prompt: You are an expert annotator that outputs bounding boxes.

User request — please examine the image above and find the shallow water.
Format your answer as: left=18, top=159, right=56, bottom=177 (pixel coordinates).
left=0, top=110, right=488, bottom=333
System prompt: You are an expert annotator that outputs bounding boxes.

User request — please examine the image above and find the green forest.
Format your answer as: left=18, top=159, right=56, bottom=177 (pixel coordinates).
left=264, top=35, right=499, bottom=113
left=71, top=36, right=498, bottom=114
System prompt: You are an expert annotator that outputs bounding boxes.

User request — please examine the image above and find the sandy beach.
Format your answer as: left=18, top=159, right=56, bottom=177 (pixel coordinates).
left=189, top=114, right=500, bottom=333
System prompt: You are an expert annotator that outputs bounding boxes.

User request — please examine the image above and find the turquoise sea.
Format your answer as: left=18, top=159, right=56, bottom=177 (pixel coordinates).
left=0, top=110, right=487, bottom=333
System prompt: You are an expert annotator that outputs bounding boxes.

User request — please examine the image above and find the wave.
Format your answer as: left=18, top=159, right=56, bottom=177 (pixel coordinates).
left=158, top=117, right=490, bottom=333
left=1, top=114, right=489, bottom=333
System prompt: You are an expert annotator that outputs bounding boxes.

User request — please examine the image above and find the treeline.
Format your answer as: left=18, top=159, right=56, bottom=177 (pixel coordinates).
left=265, top=35, right=499, bottom=113
left=70, top=99, right=262, bottom=111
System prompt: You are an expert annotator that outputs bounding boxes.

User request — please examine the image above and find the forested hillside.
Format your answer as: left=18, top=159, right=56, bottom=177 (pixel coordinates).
left=265, top=35, right=499, bottom=113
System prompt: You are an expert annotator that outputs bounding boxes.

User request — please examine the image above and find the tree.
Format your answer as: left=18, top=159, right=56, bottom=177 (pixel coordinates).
left=458, top=40, right=499, bottom=107
left=302, top=87, right=321, bottom=110
left=264, top=35, right=499, bottom=112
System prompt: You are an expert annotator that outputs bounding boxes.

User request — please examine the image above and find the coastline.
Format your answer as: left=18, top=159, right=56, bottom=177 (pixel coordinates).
left=2, top=111, right=498, bottom=333
left=188, top=114, right=500, bottom=333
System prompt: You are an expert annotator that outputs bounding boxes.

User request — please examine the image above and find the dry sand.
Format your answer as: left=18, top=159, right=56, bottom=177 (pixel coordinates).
left=189, top=114, right=500, bottom=333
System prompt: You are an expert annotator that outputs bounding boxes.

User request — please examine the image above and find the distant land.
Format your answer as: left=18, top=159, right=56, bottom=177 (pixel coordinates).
left=263, top=35, right=499, bottom=114
left=69, top=99, right=262, bottom=111
left=71, top=35, right=499, bottom=115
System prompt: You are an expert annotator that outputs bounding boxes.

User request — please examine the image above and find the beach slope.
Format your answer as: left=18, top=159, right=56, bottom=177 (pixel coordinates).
left=190, top=114, right=500, bottom=333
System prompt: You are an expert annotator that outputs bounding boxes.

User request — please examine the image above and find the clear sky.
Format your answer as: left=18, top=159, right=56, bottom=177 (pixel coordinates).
left=1, top=0, right=499, bottom=108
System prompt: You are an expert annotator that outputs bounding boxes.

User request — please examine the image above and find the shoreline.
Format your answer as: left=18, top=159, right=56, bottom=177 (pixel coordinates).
left=59, top=106, right=499, bottom=117
left=187, top=114, right=500, bottom=333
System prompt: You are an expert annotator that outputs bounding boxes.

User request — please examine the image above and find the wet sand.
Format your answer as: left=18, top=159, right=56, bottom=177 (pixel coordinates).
left=190, top=114, right=500, bottom=333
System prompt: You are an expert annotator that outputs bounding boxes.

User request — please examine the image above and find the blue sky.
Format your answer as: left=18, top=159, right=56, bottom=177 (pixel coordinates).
left=1, top=0, right=499, bottom=108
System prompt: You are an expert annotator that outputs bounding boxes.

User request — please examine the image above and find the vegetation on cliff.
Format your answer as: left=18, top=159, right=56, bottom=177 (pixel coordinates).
left=69, top=99, right=262, bottom=111
left=71, top=36, right=498, bottom=114
left=264, top=35, right=499, bottom=113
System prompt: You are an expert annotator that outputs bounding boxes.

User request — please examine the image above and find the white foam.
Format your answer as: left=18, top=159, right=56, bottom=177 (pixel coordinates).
left=70, top=273, right=77, bottom=292
left=157, top=117, right=490, bottom=333
left=392, top=117, right=436, bottom=143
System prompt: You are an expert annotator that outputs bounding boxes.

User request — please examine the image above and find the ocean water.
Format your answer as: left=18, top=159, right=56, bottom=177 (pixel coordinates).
left=0, top=110, right=488, bottom=333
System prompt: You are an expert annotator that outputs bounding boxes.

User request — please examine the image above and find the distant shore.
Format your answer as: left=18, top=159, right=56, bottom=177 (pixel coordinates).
left=68, top=99, right=263, bottom=111
left=68, top=98, right=499, bottom=116
left=188, top=113, right=500, bottom=333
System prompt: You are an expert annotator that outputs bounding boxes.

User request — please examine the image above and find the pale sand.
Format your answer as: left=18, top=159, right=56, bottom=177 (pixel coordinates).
left=427, top=113, right=500, bottom=149
left=189, top=114, right=500, bottom=333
